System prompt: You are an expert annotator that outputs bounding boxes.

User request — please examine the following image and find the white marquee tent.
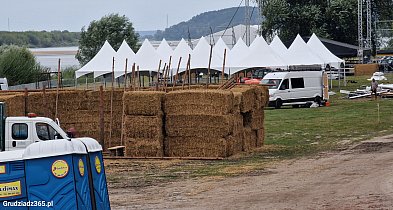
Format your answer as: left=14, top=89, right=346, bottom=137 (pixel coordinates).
left=269, top=36, right=288, bottom=58
left=285, top=34, right=325, bottom=66
left=227, top=38, right=249, bottom=69
left=135, top=39, right=161, bottom=71
left=114, top=40, right=135, bottom=78
left=190, top=37, right=223, bottom=69
left=307, top=33, right=344, bottom=69
left=75, top=40, right=116, bottom=79
left=172, top=38, right=192, bottom=73
left=156, top=38, right=173, bottom=65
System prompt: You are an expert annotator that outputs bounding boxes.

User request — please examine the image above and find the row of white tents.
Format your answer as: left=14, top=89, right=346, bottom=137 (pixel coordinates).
left=75, top=34, right=344, bottom=79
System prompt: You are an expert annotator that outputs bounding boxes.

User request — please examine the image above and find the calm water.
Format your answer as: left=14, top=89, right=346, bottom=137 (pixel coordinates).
left=30, top=46, right=80, bottom=71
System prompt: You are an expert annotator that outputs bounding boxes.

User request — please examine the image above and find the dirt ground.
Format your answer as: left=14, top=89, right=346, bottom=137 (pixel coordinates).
left=108, top=135, right=393, bottom=210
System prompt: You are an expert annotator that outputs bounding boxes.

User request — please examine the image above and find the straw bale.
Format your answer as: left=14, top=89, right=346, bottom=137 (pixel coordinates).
left=164, top=89, right=234, bottom=115
left=164, top=137, right=227, bottom=157
left=243, top=126, right=257, bottom=152
left=0, top=94, right=25, bottom=116
left=256, top=128, right=265, bottom=147
left=230, top=87, right=255, bottom=113
left=253, top=85, right=269, bottom=108
left=233, top=92, right=242, bottom=113
left=123, top=91, right=164, bottom=116
left=232, top=114, right=244, bottom=135
left=125, top=138, right=163, bottom=157
left=165, top=114, right=233, bottom=138
left=354, top=64, right=378, bottom=76
left=123, top=115, right=163, bottom=139
left=226, top=135, right=243, bottom=156
left=243, top=109, right=264, bottom=130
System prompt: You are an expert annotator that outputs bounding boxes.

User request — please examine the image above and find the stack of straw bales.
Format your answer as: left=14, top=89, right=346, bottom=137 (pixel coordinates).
left=164, top=89, right=240, bottom=157
left=231, top=85, right=269, bottom=151
left=122, top=91, right=165, bottom=157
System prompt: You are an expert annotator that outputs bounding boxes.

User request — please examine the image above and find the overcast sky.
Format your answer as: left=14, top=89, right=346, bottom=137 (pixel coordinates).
left=0, top=0, right=249, bottom=32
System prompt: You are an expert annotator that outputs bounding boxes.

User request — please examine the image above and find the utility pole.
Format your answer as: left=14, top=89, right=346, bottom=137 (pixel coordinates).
left=7, top=18, right=10, bottom=31
left=245, top=0, right=251, bottom=46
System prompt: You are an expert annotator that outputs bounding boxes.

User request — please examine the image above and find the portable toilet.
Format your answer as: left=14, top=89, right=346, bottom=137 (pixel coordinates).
left=0, top=150, right=28, bottom=209
left=79, top=138, right=110, bottom=210
left=23, top=139, right=93, bottom=209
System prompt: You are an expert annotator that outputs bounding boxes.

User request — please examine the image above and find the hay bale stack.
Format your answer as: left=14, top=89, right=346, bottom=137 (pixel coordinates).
left=164, top=90, right=234, bottom=115
left=123, top=91, right=164, bottom=116
left=165, top=137, right=227, bottom=157
left=123, top=91, right=164, bottom=157
left=164, top=89, right=238, bottom=158
left=230, top=85, right=268, bottom=151
left=0, top=94, right=25, bottom=116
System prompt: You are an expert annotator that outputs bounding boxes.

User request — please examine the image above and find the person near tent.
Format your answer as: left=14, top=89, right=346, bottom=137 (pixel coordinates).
left=371, top=78, right=378, bottom=99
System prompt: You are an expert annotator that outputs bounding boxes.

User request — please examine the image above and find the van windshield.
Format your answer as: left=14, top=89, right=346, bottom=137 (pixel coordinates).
left=261, top=79, right=281, bottom=89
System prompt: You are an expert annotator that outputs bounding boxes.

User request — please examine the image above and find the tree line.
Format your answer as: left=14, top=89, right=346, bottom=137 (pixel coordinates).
left=0, top=31, right=80, bottom=48
left=258, top=0, right=393, bottom=50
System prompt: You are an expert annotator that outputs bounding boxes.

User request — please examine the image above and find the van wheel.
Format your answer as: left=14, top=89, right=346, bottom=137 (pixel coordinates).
left=275, top=99, right=282, bottom=109
left=292, top=104, right=300, bottom=108
left=314, top=96, right=322, bottom=106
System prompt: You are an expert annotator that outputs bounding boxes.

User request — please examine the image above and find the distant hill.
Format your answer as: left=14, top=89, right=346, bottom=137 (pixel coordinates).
left=149, top=6, right=261, bottom=41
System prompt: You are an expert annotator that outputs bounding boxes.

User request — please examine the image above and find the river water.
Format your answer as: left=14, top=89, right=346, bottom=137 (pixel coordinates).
left=29, top=46, right=80, bottom=71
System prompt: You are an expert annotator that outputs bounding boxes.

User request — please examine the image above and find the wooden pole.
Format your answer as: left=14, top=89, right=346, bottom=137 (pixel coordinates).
left=172, top=57, right=182, bottom=90
left=124, top=59, right=128, bottom=90
left=164, top=56, right=172, bottom=90
left=222, top=49, right=227, bottom=84
left=206, top=44, right=213, bottom=88
left=55, top=59, right=60, bottom=119
left=188, top=54, right=191, bottom=89
left=131, top=63, right=136, bottom=91
left=24, top=88, right=28, bottom=116
left=99, top=86, right=105, bottom=149
left=109, top=57, right=115, bottom=148
left=43, top=86, right=47, bottom=117
left=137, top=65, right=140, bottom=90
left=156, top=60, right=162, bottom=91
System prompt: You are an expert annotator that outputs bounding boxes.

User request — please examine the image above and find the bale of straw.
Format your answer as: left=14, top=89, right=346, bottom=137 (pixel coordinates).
left=256, top=128, right=265, bottom=147
left=123, top=115, right=163, bottom=139
left=0, top=94, right=25, bottom=116
left=231, top=87, right=255, bottom=113
left=232, top=114, right=244, bottom=136
left=165, top=114, right=233, bottom=138
left=125, top=138, right=163, bottom=157
left=164, top=137, right=227, bottom=157
left=233, top=92, right=242, bottom=113
left=226, top=135, right=243, bottom=156
left=242, top=109, right=264, bottom=130
left=253, top=85, right=269, bottom=109
left=243, top=126, right=257, bottom=152
left=164, top=90, right=234, bottom=115
left=123, top=91, right=164, bottom=116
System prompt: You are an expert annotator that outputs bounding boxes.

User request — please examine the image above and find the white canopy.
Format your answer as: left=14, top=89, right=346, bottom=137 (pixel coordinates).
left=212, top=37, right=230, bottom=70
left=156, top=39, right=174, bottom=65
left=75, top=40, right=116, bottom=79
left=307, top=33, right=344, bottom=69
left=285, top=34, right=325, bottom=66
left=232, top=36, right=287, bottom=71
left=114, top=40, right=135, bottom=78
left=173, top=38, right=192, bottom=73
left=270, top=36, right=288, bottom=58
left=135, top=39, right=161, bottom=71
left=190, top=36, right=222, bottom=69
left=227, top=38, right=249, bottom=69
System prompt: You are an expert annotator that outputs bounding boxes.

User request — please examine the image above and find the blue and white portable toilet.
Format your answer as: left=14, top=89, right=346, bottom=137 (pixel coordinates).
left=0, top=150, right=27, bottom=209
left=79, top=138, right=110, bottom=210
left=23, top=139, right=93, bottom=210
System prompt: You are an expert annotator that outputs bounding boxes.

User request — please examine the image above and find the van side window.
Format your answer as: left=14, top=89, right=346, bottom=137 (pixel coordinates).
left=291, top=78, right=305, bottom=89
left=36, top=123, right=60, bottom=141
left=279, top=79, right=289, bottom=90
left=12, top=123, right=28, bottom=140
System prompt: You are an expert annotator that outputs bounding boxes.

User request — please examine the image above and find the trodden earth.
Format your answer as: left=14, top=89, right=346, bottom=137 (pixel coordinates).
left=108, top=135, right=393, bottom=210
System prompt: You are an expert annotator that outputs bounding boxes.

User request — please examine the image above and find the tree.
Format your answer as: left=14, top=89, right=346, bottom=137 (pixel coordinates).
left=76, top=14, right=139, bottom=65
left=0, top=46, right=47, bottom=86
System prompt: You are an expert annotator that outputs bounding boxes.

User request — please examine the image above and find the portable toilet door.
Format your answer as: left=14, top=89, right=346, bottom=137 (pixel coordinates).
left=0, top=150, right=27, bottom=210
left=79, top=138, right=111, bottom=210
left=23, top=139, right=93, bottom=210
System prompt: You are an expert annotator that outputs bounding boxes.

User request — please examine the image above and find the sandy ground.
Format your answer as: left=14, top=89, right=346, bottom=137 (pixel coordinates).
left=109, top=135, right=393, bottom=210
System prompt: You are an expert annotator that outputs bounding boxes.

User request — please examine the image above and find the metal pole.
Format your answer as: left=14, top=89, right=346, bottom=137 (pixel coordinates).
left=55, top=58, right=60, bottom=120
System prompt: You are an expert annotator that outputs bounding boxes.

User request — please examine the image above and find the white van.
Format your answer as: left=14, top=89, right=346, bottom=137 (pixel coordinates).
left=261, top=71, right=326, bottom=108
